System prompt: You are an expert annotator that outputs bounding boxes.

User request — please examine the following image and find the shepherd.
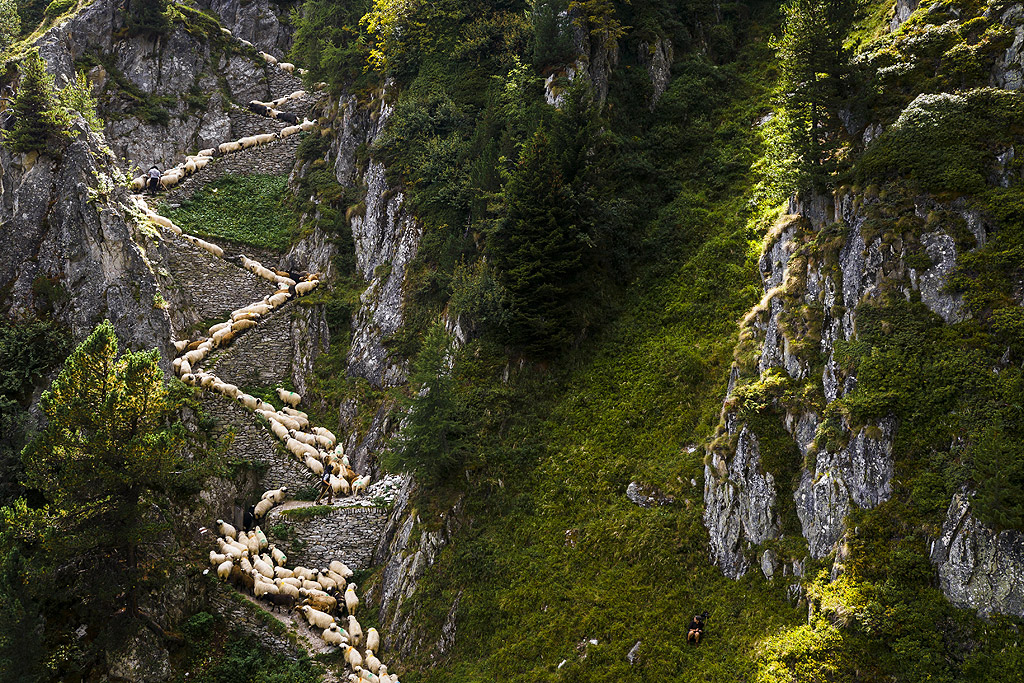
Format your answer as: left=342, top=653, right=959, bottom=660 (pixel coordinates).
left=147, top=165, right=161, bottom=195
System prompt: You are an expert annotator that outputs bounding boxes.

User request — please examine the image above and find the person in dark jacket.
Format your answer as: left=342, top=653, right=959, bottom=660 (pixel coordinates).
left=687, top=612, right=707, bottom=644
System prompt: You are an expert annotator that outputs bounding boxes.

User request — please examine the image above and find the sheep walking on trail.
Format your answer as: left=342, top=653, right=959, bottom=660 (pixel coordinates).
left=301, top=605, right=335, bottom=630
left=277, top=387, right=302, bottom=407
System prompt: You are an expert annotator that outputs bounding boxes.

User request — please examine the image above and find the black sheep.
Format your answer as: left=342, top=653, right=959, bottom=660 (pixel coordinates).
left=276, top=111, right=299, bottom=125
left=248, top=100, right=269, bottom=116
left=261, top=591, right=295, bottom=613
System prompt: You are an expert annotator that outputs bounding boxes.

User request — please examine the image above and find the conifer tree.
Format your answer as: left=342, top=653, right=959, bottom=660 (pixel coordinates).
left=0, top=0, right=20, bottom=51
left=489, top=127, right=588, bottom=357
left=2, top=49, right=62, bottom=154
left=14, top=321, right=204, bottom=638
left=775, top=0, right=857, bottom=191
left=127, top=0, right=171, bottom=38
left=391, top=323, right=467, bottom=485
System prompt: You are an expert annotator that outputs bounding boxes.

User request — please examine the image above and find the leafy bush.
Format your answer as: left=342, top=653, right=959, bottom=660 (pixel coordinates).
left=42, top=0, right=73, bottom=20
left=859, top=88, right=1024, bottom=194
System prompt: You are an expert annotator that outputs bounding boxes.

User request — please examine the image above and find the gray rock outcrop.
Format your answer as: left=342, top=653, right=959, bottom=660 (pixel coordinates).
left=704, top=183, right=988, bottom=577
left=0, top=124, right=173, bottom=362
left=931, top=492, right=1024, bottom=617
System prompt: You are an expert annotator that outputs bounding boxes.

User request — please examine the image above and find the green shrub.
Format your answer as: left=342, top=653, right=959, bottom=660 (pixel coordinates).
left=42, top=0, right=74, bottom=20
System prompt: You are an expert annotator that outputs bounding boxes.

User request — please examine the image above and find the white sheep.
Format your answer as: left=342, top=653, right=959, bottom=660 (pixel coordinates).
left=316, top=571, right=338, bottom=591
left=279, top=408, right=307, bottom=430
left=305, top=455, right=324, bottom=476
left=275, top=569, right=298, bottom=582
left=219, top=140, right=242, bottom=154
left=315, top=433, right=335, bottom=449
left=216, top=559, right=233, bottom=580
left=301, top=605, right=335, bottom=629
left=269, top=419, right=290, bottom=441
left=345, top=583, right=359, bottom=615
left=198, top=148, right=215, bottom=157
left=239, top=555, right=253, bottom=575
left=330, top=560, right=354, bottom=579
left=268, top=291, right=290, bottom=308
left=345, top=645, right=363, bottom=669
left=244, top=532, right=260, bottom=556
left=253, top=498, right=275, bottom=518
left=262, top=486, right=288, bottom=503
left=259, top=51, right=278, bottom=64
left=209, top=321, right=231, bottom=335
left=254, top=133, right=277, bottom=146
left=253, top=573, right=279, bottom=597
left=216, top=519, right=236, bottom=539
left=232, top=318, right=257, bottom=333
left=300, top=120, right=316, bottom=131
left=323, top=623, right=348, bottom=646
left=209, top=550, right=228, bottom=566
left=131, top=175, right=147, bottom=191
left=193, top=238, right=224, bottom=258
left=301, top=579, right=324, bottom=593
left=254, top=525, right=268, bottom=550
left=237, top=393, right=260, bottom=411
left=347, top=615, right=362, bottom=646
left=220, top=26, right=232, bottom=35
left=278, top=62, right=295, bottom=73
left=252, top=556, right=275, bottom=579
left=279, top=125, right=300, bottom=138
left=239, top=136, right=258, bottom=149
left=289, top=90, right=306, bottom=100
left=276, top=387, right=302, bottom=407
left=330, top=474, right=350, bottom=496
left=291, top=430, right=318, bottom=447
left=364, top=651, right=381, bottom=675
left=312, top=426, right=337, bottom=442
left=271, top=546, right=287, bottom=566
left=275, top=579, right=300, bottom=599
left=366, top=627, right=380, bottom=654
left=292, top=566, right=316, bottom=582
left=295, top=280, right=318, bottom=296
left=351, top=475, right=370, bottom=496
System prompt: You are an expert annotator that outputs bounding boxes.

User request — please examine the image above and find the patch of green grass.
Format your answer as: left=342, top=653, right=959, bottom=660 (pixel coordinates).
left=279, top=505, right=335, bottom=521
left=162, top=174, right=299, bottom=251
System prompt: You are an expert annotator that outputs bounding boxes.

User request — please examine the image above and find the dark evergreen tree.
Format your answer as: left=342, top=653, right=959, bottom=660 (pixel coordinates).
left=532, top=0, right=575, bottom=68
left=489, top=127, right=588, bottom=357
left=127, top=0, right=171, bottom=37
left=775, top=0, right=857, bottom=191
left=2, top=49, right=62, bottom=154
left=7, top=321, right=208, bottom=644
left=390, top=323, right=468, bottom=485
left=0, top=0, right=20, bottom=50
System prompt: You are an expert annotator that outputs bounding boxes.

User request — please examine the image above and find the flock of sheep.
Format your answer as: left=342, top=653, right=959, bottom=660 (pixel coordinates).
left=208, top=517, right=400, bottom=683
left=129, top=48, right=316, bottom=192
left=126, top=36, right=403, bottom=679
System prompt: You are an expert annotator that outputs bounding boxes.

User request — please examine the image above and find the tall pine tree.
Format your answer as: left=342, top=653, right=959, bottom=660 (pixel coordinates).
left=11, top=321, right=207, bottom=642
left=775, top=0, right=857, bottom=191
left=489, top=127, right=588, bottom=358
left=2, top=49, right=62, bottom=154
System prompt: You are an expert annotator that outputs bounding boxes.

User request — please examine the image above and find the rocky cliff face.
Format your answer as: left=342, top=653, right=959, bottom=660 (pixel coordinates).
left=0, top=121, right=173, bottom=362
left=195, top=0, right=296, bottom=55
left=703, top=188, right=996, bottom=580
left=33, top=0, right=283, bottom=170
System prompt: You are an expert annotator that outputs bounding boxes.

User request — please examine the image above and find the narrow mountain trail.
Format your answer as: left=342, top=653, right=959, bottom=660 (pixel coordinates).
left=125, top=35, right=404, bottom=683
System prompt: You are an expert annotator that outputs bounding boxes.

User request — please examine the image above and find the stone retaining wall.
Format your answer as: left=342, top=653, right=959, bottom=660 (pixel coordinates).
left=162, top=231, right=277, bottom=333
left=207, top=584, right=303, bottom=661
left=202, top=395, right=320, bottom=495
left=205, top=301, right=298, bottom=388
left=265, top=504, right=390, bottom=571
left=167, top=134, right=303, bottom=203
